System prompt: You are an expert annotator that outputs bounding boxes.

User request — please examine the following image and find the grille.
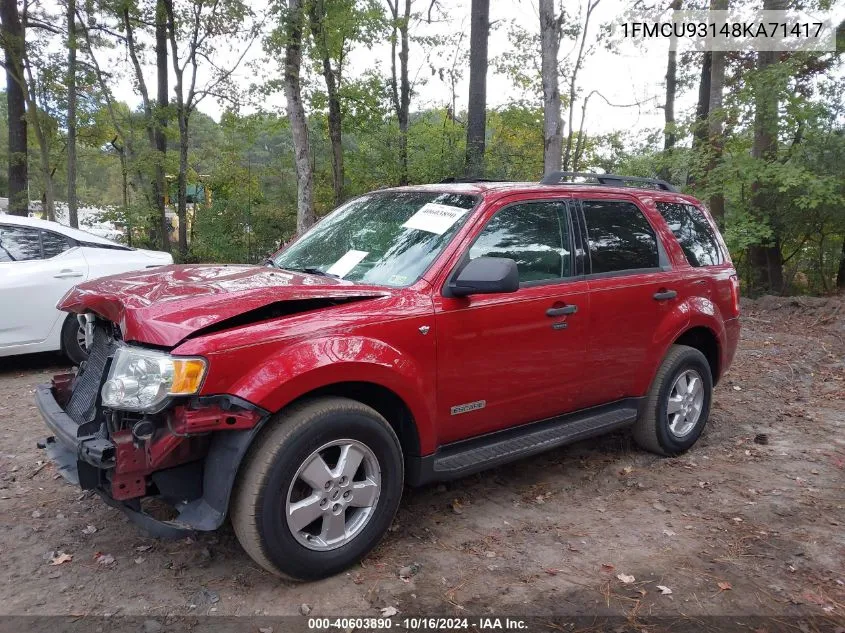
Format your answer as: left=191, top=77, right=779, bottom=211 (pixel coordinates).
left=66, top=324, right=116, bottom=425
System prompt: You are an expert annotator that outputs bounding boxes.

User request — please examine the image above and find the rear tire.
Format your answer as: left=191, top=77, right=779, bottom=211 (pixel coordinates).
left=60, top=314, right=88, bottom=365
left=632, top=344, right=713, bottom=456
left=230, top=396, right=404, bottom=580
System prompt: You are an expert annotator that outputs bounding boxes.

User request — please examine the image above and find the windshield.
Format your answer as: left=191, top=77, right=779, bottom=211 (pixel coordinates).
left=272, top=191, right=478, bottom=287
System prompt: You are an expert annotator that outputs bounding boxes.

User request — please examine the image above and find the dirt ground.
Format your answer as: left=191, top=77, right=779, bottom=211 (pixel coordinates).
left=1, top=296, right=843, bottom=628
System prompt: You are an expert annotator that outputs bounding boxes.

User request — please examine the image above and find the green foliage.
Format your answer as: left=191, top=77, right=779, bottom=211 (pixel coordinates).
left=1, top=0, right=842, bottom=294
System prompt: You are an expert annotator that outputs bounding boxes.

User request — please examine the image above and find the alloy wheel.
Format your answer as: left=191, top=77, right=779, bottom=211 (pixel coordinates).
left=666, top=369, right=705, bottom=438
left=285, top=439, right=381, bottom=551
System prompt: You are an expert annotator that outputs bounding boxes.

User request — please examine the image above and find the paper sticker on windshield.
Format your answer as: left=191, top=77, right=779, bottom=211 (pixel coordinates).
left=326, top=250, right=368, bottom=278
left=402, top=203, right=468, bottom=235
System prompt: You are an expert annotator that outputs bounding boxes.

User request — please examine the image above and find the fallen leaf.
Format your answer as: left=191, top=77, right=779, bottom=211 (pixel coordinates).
left=663, top=529, right=676, bottom=537
left=49, top=552, right=72, bottom=566
left=652, top=502, right=669, bottom=513
left=601, top=563, right=615, bottom=572
left=733, top=385, right=742, bottom=391
left=380, top=606, right=399, bottom=617
left=617, top=573, right=635, bottom=584
left=657, top=585, right=672, bottom=595
left=450, top=499, right=463, bottom=515
left=82, top=525, right=97, bottom=535
left=620, top=466, right=633, bottom=475
left=135, top=544, right=153, bottom=552
left=94, top=552, right=115, bottom=566
left=731, top=517, right=744, bottom=523
left=258, top=628, right=273, bottom=633
left=717, top=581, right=732, bottom=591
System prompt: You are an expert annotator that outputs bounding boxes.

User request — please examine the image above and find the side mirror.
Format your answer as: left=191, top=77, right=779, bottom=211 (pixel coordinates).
left=449, top=257, right=519, bottom=297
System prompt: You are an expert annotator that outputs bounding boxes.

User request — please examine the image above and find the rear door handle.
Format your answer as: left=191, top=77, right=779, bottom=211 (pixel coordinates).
left=54, top=270, right=83, bottom=279
left=546, top=304, right=578, bottom=317
left=653, top=290, right=677, bottom=301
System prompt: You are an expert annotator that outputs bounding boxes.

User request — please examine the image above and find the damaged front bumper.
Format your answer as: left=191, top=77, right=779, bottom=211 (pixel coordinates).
left=35, top=378, right=267, bottom=539
left=36, top=383, right=115, bottom=479
left=35, top=382, right=193, bottom=538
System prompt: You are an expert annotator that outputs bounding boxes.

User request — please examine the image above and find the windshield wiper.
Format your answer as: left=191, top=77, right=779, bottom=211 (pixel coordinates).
left=282, top=266, right=339, bottom=278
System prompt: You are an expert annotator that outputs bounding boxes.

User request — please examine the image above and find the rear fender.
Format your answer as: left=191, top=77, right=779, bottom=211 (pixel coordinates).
left=635, top=296, right=725, bottom=395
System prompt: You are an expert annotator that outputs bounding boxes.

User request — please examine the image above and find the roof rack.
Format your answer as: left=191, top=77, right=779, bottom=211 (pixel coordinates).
left=439, top=177, right=509, bottom=184
left=540, top=171, right=679, bottom=192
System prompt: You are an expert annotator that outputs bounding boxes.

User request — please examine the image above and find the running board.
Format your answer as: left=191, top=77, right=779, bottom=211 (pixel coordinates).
left=407, top=399, right=641, bottom=485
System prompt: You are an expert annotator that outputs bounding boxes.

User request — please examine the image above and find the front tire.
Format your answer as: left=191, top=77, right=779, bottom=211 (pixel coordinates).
left=231, top=397, right=404, bottom=580
left=60, top=314, right=88, bottom=365
left=632, top=344, right=713, bottom=456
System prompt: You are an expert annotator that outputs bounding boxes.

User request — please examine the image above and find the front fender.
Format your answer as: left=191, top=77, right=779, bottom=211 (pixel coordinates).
left=199, top=335, right=438, bottom=454
left=635, top=295, right=725, bottom=395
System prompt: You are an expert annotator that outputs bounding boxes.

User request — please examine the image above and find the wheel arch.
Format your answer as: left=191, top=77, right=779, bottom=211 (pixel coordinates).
left=673, top=326, right=721, bottom=384
left=182, top=381, right=422, bottom=532
left=284, top=381, right=422, bottom=461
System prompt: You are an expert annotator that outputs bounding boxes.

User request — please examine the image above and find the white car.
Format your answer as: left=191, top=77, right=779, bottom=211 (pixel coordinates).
left=0, top=214, right=173, bottom=363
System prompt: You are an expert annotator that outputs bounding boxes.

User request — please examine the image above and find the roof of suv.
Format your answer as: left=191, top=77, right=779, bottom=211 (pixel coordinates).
left=383, top=181, right=702, bottom=205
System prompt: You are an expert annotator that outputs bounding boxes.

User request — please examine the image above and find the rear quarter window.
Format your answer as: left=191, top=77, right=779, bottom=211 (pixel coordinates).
left=656, top=202, right=723, bottom=267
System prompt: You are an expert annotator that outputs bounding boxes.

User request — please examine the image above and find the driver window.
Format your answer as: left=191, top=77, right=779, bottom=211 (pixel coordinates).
left=469, top=201, right=571, bottom=284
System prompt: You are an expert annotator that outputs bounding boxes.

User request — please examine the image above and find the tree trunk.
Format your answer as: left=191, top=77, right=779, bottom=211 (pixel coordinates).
left=177, top=114, right=188, bottom=257
left=1, top=0, right=28, bottom=215
left=113, top=139, right=131, bottom=246
left=388, top=0, right=410, bottom=185
left=23, top=62, right=56, bottom=221
left=284, top=0, right=314, bottom=233
left=562, top=0, right=598, bottom=171
left=398, top=0, right=410, bottom=185
left=464, top=0, right=489, bottom=178
left=155, top=0, right=169, bottom=251
left=162, top=0, right=188, bottom=259
left=66, top=0, right=78, bottom=228
left=538, top=0, right=562, bottom=175
left=309, top=1, right=344, bottom=205
left=692, top=52, right=712, bottom=152
left=706, top=0, right=727, bottom=223
left=749, top=0, right=785, bottom=294
left=836, top=236, right=845, bottom=291
left=123, top=5, right=168, bottom=250
left=325, top=70, right=343, bottom=205
left=662, top=0, right=681, bottom=153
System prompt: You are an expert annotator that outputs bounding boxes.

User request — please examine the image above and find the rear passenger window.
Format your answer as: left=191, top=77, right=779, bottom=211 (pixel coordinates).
left=469, top=201, right=571, bottom=283
left=0, top=224, right=42, bottom=261
left=582, top=200, right=659, bottom=274
left=656, top=202, right=723, bottom=267
left=41, top=231, right=75, bottom=258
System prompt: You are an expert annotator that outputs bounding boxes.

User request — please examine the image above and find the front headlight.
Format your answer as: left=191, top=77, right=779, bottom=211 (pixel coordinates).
left=101, top=347, right=207, bottom=413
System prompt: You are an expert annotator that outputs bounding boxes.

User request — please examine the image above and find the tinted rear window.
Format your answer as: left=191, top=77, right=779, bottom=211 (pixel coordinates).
left=0, top=224, right=41, bottom=261
left=42, top=231, right=76, bottom=258
left=582, top=200, right=659, bottom=274
left=656, top=202, right=723, bottom=267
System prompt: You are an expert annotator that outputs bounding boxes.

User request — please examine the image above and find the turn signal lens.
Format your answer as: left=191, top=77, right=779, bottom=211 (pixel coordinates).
left=170, top=358, right=207, bottom=395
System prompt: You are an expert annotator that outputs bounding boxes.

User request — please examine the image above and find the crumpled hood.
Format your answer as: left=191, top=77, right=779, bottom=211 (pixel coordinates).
left=58, top=264, right=391, bottom=347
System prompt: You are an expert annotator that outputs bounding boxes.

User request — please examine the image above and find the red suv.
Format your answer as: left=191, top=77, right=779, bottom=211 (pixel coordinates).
left=37, top=173, right=740, bottom=580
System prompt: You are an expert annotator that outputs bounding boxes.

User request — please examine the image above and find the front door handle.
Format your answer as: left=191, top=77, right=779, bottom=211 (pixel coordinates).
left=54, top=270, right=83, bottom=279
left=546, top=304, right=578, bottom=317
left=653, top=290, right=677, bottom=301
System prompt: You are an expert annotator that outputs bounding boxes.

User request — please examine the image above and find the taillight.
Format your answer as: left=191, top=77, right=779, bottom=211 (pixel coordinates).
left=729, top=274, right=741, bottom=316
